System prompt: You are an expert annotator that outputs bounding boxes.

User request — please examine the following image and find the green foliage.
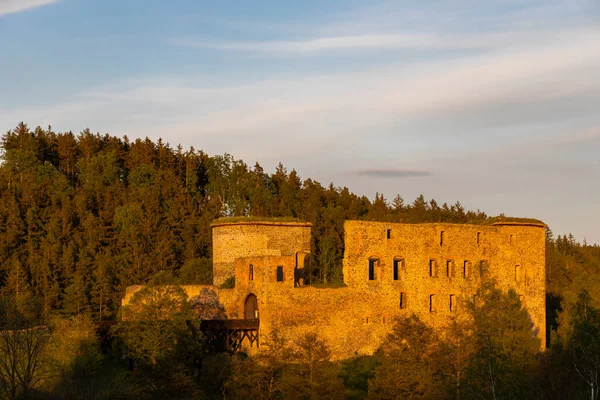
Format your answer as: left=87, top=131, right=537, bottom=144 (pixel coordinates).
left=340, top=356, right=378, bottom=400
left=115, top=285, right=193, bottom=366
left=45, top=315, right=102, bottom=378
left=0, top=123, right=491, bottom=322
left=44, top=315, right=104, bottom=398
left=3, top=123, right=600, bottom=398
left=278, top=332, right=346, bottom=400
left=462, top=280, right=541, bottom=400
left=219, top=276, right=235, bottom=289
left=223, top=331, right=345, bottom=400
left=368, top=314, right=450, bottom=399
left=369, top=280, right=542, bottom=400
left=0, top=298, right=49, bottom=400
left=548, top=290, right=600, bottom=400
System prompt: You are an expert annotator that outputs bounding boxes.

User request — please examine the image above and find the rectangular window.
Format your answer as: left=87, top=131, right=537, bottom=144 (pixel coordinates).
left=447, top=260, right=454, bottom=277
left=400, top=292, right=406, bottom=309
left=429, top=260, right=438, bottom=277
left=387, top=229, right=391, bottom=239
left=440, top=231, right=445, bottom=246
left=477, top=232, right=481, bottom=245
left=393, top=258, right=404, bottom=281
left=515, top=265, right=521, bottom=282
left=276, top=266, right=284, bottom=282
left=464, top=261, right=471, bottom=278
left=510, top=234, right=513, bottom=247
left=430, top=294, right=436, bottom=312
left=450, top=294, right=456, bottom=312
left=369, top=259, right=378, bottom=281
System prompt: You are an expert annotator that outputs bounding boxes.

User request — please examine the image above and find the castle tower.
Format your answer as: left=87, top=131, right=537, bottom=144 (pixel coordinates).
left=211, top=219, right=312, bottom=286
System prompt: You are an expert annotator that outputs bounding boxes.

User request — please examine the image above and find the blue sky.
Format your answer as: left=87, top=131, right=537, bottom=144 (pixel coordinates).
left=1, top=0, right=599, bottom=243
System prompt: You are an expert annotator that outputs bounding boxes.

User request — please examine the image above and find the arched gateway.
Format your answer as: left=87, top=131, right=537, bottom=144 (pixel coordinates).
left=244, top=294, right=258, bottom=319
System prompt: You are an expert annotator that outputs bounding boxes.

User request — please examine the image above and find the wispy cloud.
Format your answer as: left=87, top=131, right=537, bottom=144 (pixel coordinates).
left=0, top=0, right=59, bottom=17
left=355, top=169, right=433, bottom=178
left=4, top=26, right=600, bottom=144
left=171, top=29, right=571, bottom=53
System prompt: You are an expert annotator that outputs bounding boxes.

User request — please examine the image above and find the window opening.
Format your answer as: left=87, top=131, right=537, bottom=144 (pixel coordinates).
left=515, top=265, right=521, bottom=282
left=430, top=294, right=437, bottom=312
left=368, top=258, right=379, bottom=281
left=393, top=258, right=404, bottom=281
left=429, top=260, right=438, bottom=277
left=450, top=294, right=456, bottom=312
left=440, top=231, right=445, bottom=246
left=400, top=292, right=407, bottom=309
left=276, top=266, right=284, bottom=282
left=464, top=261, right=471, bottom=278
left=387, top=229, right=391, bottom=239
left=447, top=260, right=454, bottom=277
left=249, top=264, right=254, bottom=281
left=477, top=232, right=481, bottom=245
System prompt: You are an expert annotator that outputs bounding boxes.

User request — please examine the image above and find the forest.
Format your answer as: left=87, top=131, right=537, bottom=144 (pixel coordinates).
left=0, top=123, right=599, bottom=399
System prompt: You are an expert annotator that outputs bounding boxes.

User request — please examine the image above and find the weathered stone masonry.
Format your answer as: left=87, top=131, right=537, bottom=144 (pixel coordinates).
left=123, top=218, right=546, bottom=359
left=211, top=221, right=311, bottom=287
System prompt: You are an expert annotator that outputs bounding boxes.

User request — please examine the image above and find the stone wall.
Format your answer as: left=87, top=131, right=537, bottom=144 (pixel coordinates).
left=343, top=220, right=546, bottom=347
left=211, top=221, right=312, bottom=286
left=122, top=218, right=546, bottom=359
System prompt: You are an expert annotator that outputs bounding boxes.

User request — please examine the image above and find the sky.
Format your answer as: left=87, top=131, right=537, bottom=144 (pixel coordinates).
left=1, top=0, right=599, bottom=243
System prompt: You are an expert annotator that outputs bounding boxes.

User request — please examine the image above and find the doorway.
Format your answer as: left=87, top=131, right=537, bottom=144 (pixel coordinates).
left=244, top=294, right=258, bottom=319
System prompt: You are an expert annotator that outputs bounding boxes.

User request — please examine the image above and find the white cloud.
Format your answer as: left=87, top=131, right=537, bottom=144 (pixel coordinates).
left=2, top=22, right=599, bottom=242
left=0, top=0, right=59, bottom=17
left=171, top=28, right=586, bottom=53
left=4, top=27, right=600, bottom=143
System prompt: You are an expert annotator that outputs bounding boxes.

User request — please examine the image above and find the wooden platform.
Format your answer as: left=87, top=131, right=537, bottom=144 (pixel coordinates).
left=200, top=319, right=259, bottom=351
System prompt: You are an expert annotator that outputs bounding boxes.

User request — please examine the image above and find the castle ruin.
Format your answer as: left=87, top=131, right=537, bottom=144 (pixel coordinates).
left=123, top=218, right=546, bottom=359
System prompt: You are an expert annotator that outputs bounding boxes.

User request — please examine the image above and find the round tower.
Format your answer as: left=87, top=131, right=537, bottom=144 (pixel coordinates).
left=211, top=218, right=312, bottom=286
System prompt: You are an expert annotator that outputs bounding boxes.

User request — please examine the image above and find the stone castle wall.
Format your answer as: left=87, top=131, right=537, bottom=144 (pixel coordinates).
left=122, top=218, right=546, bottom=359
left=211, top=221, right=312, bottom=286
left=342, top=220, right=546, bottom=347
